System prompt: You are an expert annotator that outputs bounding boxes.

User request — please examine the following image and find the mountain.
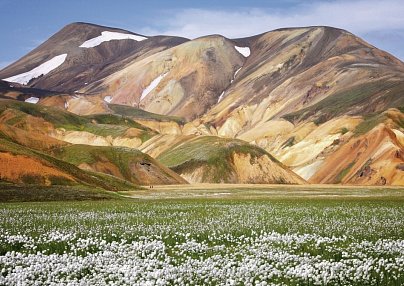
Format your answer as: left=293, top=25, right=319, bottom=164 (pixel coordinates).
left=1, top=23, right=403, bottom=187
left=0, top=22, right=188, bottom=105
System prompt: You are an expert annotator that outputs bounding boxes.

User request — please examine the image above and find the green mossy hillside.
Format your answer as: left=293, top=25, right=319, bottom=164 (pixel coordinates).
left=109, top=104, right=186, bottom=124
left=0, top=100, right=156, bottom=142
left=0, top=137, right=138, bottom=192
left=157, top=136, right=279, bottom=182
left=52, top=144, right=186, bottom=185
left=283, top=81, right=404, bottom=125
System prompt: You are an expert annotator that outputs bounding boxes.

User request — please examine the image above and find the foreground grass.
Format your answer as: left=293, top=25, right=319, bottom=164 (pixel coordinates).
left=0, top=183, right=119, bottom=202
left=0, top=187, right=403, bottom=285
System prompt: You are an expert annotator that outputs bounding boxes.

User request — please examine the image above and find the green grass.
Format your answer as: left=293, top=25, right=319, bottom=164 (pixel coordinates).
left=85, top=113, right=149, bottom=130
left=0, top=100, right=88, bottom=129
left=158, top=136, right=275, bottom=167
left=334, top=161, right=356, bottom=183
left=283, top=81, right=404, bottom=124
left=339, top=127, right=349, bottom=135
left=109, top=103, right=186, bottom=124
left=0, top=187, right=403, bottom=284
left=1, top=188, right=403, bottom=240
left=353, top=112, right=386, bottom=136
left=353, top=109, right=404, bottom=136
left=85, top=113, right=158, bottom=141
left=0, top=183, right=118, bottom=202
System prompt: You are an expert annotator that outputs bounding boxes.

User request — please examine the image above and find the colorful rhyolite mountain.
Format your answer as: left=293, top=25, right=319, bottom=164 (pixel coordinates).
left=0, top=22, right=403, bottom=190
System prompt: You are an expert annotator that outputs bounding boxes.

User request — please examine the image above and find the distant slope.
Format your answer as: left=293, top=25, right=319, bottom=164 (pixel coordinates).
left=310, top=109, right=404, bottom=185
left=84, top=35, right=246, bottom=120
left=0, top=80, right=66, bottom=102
left=0, top=100, right=157, bottom=149
left=108, top=103, right=186, bottom=124
left=203, top=26, right=404, bottom=132
left=0, top=22, right=188, bottom=92
left=157, top=136, right=305, bottom=184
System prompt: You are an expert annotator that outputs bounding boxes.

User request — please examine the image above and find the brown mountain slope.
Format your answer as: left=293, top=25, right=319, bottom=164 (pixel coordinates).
left=202, top=26, right=404, bottom=134
left=0, top=22, right=188, bottom=93
left=310, top=111, right=404, bottom=185
left=83, top=35, right=246, bottom=120
left=192, top=27, right=404, bottom=185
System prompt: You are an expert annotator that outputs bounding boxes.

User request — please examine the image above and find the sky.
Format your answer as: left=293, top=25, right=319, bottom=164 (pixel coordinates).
left=0, top=0, right=403, bottom=69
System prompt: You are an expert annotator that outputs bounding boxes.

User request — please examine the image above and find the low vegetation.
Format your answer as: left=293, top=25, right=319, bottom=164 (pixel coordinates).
left=157, top=136, right=279, bottom=182
left=0, top=100, right=156, bottom=141
left=283, top=81, right=404, bottom=124
left=109, top=103, right=186, bottom=124
left=0, top=137, right=138, bottom=192
left=353, top=110, right=404, bottom=136
left=0, top=183, right=117, bottom=202
left=334, top=161, right=356, bottom=183
left=51, top=144, right=184, bottom=185
left=0, top=187, right=403, bottom=285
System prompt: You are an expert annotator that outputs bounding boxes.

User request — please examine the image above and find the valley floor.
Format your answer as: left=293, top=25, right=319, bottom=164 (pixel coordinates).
left=0, top=186, right=403, bottom=285
left=122, top=183, right=404, bottom=200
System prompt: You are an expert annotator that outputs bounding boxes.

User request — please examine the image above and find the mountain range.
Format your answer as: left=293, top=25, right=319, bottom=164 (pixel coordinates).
left=0, top=22, right=403, bottom=192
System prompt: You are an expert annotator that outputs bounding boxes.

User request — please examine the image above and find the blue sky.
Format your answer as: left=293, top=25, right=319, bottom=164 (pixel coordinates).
left=0, top=0, right=403, bottom=69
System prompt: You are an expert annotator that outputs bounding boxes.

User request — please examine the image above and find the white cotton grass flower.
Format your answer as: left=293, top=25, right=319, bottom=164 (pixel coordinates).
left=0, top=202, right=403, bottom=285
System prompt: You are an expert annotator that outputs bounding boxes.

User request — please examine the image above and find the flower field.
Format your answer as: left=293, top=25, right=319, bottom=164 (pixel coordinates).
left=0, top=188, right=403, bottom=285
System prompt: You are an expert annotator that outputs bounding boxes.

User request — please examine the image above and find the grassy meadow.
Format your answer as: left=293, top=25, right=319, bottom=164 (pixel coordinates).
left=0, top=185, right=403, bottom=285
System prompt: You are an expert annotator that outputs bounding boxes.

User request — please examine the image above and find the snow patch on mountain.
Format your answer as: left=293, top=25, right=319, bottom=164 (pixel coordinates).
left=80, top=31, right=147, bottom=48
left=25, top=97, right=39, bottom=104
left=104, top=96, right=112, bottom=103
left=140, top=73, right=168, bottom=101
left=235, top=46, right=250, bottom=57
left=234, top=67, right=242, bottom=77
left=218, top=91, right=225, bottom=103
left=3, top=54, right=67, bottom=85
left=219, top=67, right=243, bottom=102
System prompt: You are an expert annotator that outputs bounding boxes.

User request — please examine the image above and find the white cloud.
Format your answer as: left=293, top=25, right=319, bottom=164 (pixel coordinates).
left=144, top=0, right=404, bottom=38
left=140, top=0, right=404, bottom=59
